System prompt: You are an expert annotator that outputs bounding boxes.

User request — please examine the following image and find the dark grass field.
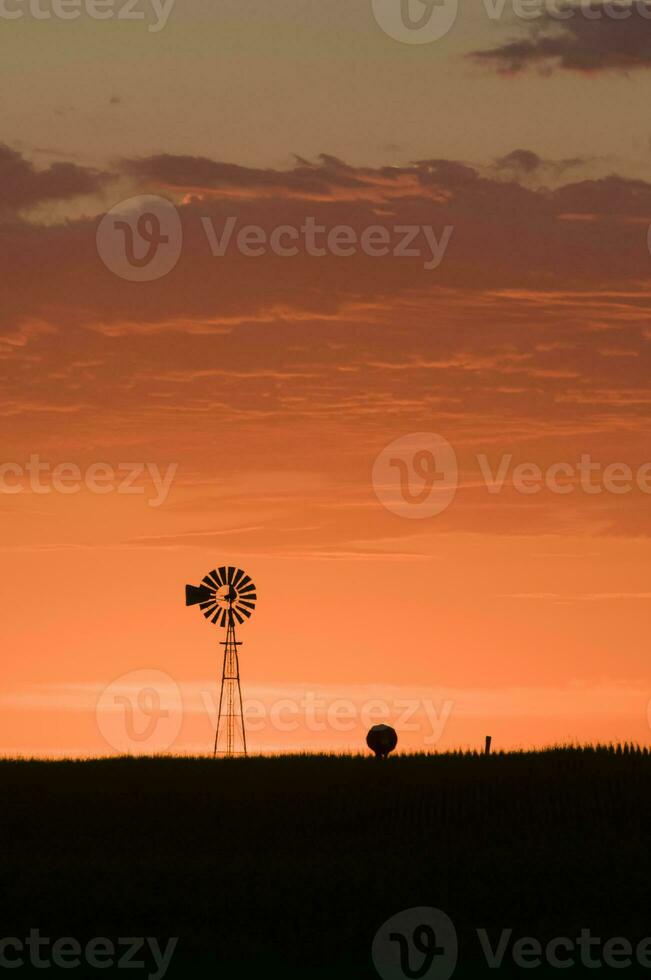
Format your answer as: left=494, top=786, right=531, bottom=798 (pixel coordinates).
left=1, top=746, right=650, bottom=977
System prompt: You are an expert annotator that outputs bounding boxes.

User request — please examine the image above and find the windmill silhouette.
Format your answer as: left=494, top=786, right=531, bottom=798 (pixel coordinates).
left=185, top=565, right=257, bottom=757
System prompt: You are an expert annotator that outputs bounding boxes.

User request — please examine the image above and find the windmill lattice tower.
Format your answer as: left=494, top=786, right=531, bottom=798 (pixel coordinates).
left=185, top=565, right=257, bottom=757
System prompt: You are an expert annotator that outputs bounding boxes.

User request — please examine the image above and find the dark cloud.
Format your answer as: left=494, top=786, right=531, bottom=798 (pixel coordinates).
left=0, top=144, right=111, bottom=217
left=412, top=158, right=481, bottom=188
left=550, top=174, right=651, bottom=213
left=121, top=152, right=496, bottom=202
left=2, top=147, right=651, bottom=539
left=472, top=2, right=651, bottom=74
left=494, top=150, right=588, bottom=187
left=3, top=149, right=651, bottom=340
left=497, top=149, right=543, bottom=174
left=121, top=152, right=382, bottom=199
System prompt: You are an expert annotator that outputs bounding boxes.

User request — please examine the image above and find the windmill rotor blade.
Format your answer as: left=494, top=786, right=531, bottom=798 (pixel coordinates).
left=186, top=584, right=214, bottom=607
left=187, top=567, right=256, bottom=628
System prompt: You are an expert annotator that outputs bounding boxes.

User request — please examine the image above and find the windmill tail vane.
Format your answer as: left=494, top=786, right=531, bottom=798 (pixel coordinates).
left=185, top=565, right=257, bottom=757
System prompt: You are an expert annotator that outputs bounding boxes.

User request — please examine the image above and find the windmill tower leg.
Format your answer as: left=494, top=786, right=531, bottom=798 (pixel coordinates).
left=214, top=617, right=247, bottom=757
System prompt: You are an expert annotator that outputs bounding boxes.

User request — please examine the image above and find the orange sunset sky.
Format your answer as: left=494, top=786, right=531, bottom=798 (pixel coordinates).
left=2, top=0, right=651, bottom=755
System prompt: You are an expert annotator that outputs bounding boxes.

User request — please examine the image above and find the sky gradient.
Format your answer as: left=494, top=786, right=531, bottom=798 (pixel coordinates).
left=2, top=0, right=651, bottom=755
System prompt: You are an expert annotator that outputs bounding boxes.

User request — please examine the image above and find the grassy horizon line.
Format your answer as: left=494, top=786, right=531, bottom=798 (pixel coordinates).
left=1, top=741, right=650, bottom=764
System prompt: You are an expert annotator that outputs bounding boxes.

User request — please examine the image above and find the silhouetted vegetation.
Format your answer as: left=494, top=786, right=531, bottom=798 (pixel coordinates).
left=1, top=746, right=649, bottom=977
